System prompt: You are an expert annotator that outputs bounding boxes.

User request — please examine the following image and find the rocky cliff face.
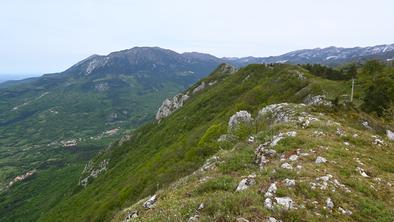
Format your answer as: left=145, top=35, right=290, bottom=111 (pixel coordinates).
left=155, top=94, right=190, bottom=121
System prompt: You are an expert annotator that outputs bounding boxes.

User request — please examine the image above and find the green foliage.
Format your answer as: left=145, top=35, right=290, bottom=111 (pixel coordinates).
left=193, top=176, right=237, bottom=195
left=362, top=77, right=394, bottom=117
left=301, top=64, right=351, bottom=80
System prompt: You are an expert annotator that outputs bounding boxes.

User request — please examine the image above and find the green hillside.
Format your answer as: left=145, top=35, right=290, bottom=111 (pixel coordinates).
left=34, top=63, right=393, bottom=221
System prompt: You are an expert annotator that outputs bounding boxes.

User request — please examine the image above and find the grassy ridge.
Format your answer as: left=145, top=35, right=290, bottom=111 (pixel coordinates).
left=38, top=64, right=359, bottom=221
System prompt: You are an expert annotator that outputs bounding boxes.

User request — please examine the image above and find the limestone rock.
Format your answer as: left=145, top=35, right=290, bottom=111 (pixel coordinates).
left=281, top=163, right=293, bottom=170
left=143, top=194, right=157, bottom=209
left=192, top=82, right=206, bottom=94
left=304, top=95, right=332, bottom=107
left=326, top=197, right=334, bottom=209
left=228, top=111, right=253, bottom=131
left=284, top=179, right=296, bottom=187
left=264, top=182, right=277, bottom=197
left=236, top=218, right=249, bottom=222
left=155, top=93, right=189, bottom=121
left=236, top=173, right=256, bottom=191
left=275, top=197, right=294, bottom=210
left=124, top=211, right=138, bottom=222
left=315, top=156, right=327, bottom=164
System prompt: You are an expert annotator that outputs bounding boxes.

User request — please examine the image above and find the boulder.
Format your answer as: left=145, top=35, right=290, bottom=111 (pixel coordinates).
left=281, top=163, right=293, bottom=170
left=387, top=130, right=394, bottom=141
left=264, top=182, right=277, bottom=197
left=124, top=211, right=138, bottom=222
left=315, top=156, right=327, bottom=164
left=275, top=197, right=294, bottom=210
left=284, top=179, right=296, bottom=187
left=236, top=173, right=256, bottom=191
left=326, top=197, right=334, bottom=209
left=228, top=111, right=253, bottom=131
left=143, top=194, right=157, bottom=209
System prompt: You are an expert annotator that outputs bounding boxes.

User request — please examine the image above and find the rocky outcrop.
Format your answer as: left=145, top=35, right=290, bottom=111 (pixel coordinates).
left=155, top=93, right=189, bottom=121
left=192, top=82, right=206, bottom=94
left=304, top=95, right=333, bottom=107
left=143, top=195, right=157, bottom=209
left=228, top=110, right=253, bottom=131
left=235, top=173, right=256, bottom=191
left=79, top=159, right=109, bottom=187
left=8, top=170, right=36, bottom=187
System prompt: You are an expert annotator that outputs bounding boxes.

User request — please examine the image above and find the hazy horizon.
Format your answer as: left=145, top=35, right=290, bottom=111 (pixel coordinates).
left=1, top=0, right=394, bottom=75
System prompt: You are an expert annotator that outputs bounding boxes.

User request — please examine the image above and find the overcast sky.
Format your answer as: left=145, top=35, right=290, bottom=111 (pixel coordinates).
left=1, top=0, right=393, bottom=75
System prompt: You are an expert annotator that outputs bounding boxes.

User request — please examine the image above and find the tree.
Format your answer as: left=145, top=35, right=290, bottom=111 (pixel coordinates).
left=363, top=60, right=385, bottom=81
left=362, top=70, right=394, bottom=117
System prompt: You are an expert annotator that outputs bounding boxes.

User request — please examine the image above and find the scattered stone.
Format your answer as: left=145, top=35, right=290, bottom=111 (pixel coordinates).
left=284, top=179, right=296, bottom=187
left=248, top=136, right=255, bottom=143
left=200, top=156, right=219, bottom=171
left=289, top=154, right=298, bottom=161
left=143, top=194, right=157, bottom=209
left=311, top=174, right=351, bottom=193
left=228, top=111, right=253, bottom=131
left=355, top=167, right=369, bottom=178
left=188, top=215, right=200, bottom=222
left=315, top=156, right=327, bottom=164
left=267, top=217, right=282, bottom=222
left=326, top=197, right=334, bottom=210
left=362, top=121, right=372, bottom=130
left=312, top=131, right=325, bottom=137
left=281, top=163, right=293, bottom=170
left=197, top=203, right=204, bottom=210
left=264, top=182, right=277, bottom=197
left=338, top=207, right=352, bottom=215
left=236, top=173, right=256, bottom=191
left=236, top=217, right=249, bottom=222
left=264, top=198, right=273, bottom=210
left=387, top=130, right=394, bottom=141
left=372, top=135, right=384, bottom=146
left=275, top=197, right=294, bottom=210
left=336, top=128, right=345, bottom=137
left=124, top=211, right=138, bottom=222
left=343, top=141, right=350, bottom=146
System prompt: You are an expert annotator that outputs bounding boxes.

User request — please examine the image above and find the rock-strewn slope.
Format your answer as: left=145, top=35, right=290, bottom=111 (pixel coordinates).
left=38, top=63, right=393, bottom=222
left=114, top=102, right=393, bottom=222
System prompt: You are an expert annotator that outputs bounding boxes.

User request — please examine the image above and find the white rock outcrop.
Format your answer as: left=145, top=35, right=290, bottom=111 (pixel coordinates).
left=155, top=93, right=189, bottom=121
left=236, top=173, right=256, bottom=191
left=192, top=82, right=206, bottom=94
left=143, top=194, right=157, bottom=209
left=304, top=95, right=332, bottom=107
left=315, top=156, right=327, bottom=164
left=275, top=197, right=294, bottom=210
left=228, top=110, right=253, bottom=131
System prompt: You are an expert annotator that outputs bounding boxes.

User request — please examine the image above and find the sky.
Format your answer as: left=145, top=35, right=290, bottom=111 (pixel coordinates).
left=1, top=0, right=393, bottom=76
